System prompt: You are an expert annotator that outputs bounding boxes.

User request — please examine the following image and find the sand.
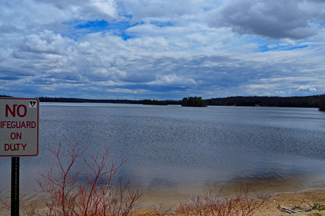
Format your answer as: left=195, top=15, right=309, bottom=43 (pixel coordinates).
left=2, top=189, right=325, bottom=215
left=253, top=189, right=325, bottom=216
left=132, top=189, right=325, bottom=216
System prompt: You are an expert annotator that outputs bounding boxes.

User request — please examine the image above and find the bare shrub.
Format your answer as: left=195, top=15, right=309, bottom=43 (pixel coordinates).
left=175, top=183, right=271, bottom=216
left=0, top=191, right=25, bottom=213
left=36, top=141, right=142, bottom=216
left=0, top=143, right=271, bottom=216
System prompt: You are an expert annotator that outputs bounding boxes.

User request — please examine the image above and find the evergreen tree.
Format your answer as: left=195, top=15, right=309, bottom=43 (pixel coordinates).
left=182, top=96, right=206, bottom=107
left=319, top=94, right=325, bottom=111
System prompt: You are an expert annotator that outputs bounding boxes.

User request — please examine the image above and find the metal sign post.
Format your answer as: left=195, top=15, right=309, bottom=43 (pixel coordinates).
left=11, top=157, right=19, bottom=216
left=0, top=98, right=39, bottom=216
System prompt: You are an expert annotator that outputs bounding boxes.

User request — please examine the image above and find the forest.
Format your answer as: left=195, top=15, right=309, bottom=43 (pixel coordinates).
left=182, top=97, right=206, bottom=107
left=205, top=95, right=325, bottom=109
left=1, top=95, right=325, bottom=110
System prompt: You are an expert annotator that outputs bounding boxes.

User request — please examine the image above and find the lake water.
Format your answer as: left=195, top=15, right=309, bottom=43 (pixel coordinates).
left=1, top=103, right=325, bottom=210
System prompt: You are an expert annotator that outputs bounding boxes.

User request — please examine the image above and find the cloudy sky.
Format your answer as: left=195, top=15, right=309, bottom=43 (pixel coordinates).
left=0, top=0, right=325, bottom=99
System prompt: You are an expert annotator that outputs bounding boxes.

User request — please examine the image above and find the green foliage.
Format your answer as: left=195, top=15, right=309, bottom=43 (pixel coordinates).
left=314, top=203, right=325, bottom=211
left=182, top=96, right=206, bottom=107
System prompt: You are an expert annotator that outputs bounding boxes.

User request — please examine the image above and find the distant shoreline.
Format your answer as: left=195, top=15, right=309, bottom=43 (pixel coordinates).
left=1, top=94, right=324, bottom=108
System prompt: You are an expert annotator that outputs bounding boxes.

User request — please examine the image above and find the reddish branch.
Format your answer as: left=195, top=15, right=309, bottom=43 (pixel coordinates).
left=153, top=203, right=177, bottom=216
left=176, top=183, right=271, bottom=216
left=0, top=191, right=11, bottom=211
left=1, top=141, right=271, bottom=216
left=36, top=141, right=142, bottom=216
left=36, top=142, right=88, bottom=215
left=0, top=191, right=25, bottom=211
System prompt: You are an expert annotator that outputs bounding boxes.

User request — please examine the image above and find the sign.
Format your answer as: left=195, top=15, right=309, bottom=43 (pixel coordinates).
left=0, top=98, right=39, bottom=157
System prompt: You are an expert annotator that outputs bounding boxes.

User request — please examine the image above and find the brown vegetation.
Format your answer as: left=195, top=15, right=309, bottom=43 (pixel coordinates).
left=173, top=184, right=271, bottom=216
left=1, top=141, right=142, bottom=215
left=0, top=142, right=275, bottom=216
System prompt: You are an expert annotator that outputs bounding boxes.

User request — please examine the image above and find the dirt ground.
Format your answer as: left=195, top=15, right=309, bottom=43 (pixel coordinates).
left=2, top=189, right=325, bottom=215
left=132, top=189, right=325, bottom=216
left=252, top=189, right=325, bottom=216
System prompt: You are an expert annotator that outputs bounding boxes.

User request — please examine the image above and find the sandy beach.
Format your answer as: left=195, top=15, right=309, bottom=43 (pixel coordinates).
left=248, top=189, right=325, bottom=216
left=131, top=189, right=325, bottom=216
left=1, top=188, right=325, bottom=215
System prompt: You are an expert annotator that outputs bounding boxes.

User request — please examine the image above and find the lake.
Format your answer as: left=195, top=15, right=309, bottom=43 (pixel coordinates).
left=1, top=103, right=325, bottom=209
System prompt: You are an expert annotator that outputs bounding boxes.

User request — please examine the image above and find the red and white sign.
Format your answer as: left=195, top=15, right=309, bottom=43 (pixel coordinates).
left=0, top=98, right=39, bottom=157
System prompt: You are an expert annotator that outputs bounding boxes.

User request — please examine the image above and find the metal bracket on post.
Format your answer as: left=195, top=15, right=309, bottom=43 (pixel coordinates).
left=11, top=157, right=19, bottom=216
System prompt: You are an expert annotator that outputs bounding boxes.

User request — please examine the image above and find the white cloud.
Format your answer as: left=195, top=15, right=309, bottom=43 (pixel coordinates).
left=149, top=74, right=197, bottom=86
left=208, top=0, right=325, bottom=40
left=0, top=0, right=325, bottom=99
left=297, top=85, right=317, bottom=91
left=106, top=88, right=148, bottom=94
left=18, top=30, right=74, bottom=55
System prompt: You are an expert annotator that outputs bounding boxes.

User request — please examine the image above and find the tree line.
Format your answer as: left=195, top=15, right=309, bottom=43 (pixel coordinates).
left=319, top=94, right=325, bottom=111
left=142, top=99, right=167, bottom=105
left=182, top=97, right=206, bottom=107
left=1, top=95, right=325, bottom=111
left=205, top=95, right=325, bottom=110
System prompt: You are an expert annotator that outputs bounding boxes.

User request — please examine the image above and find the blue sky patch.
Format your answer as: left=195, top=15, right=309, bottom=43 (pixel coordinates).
left=63, top=19, right=142, bottom=40
left=242, top=35, right=310, bottom=52
left=150, top=21, right=173, bottom=27
left=75, top=20, right=136, bottom=31
left=259, top=44, right=309, bottom=52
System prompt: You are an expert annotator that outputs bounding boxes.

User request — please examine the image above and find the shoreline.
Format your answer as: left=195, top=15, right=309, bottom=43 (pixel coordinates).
left=133, top=188, right=325, bottom=216
left=1, top=188, right=325, bottom=215
left=245, top=188, right=325, bottom=216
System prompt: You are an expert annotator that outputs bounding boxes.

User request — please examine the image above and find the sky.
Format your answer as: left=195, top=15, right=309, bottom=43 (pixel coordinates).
left=0, top=0, right=325, bottom=100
